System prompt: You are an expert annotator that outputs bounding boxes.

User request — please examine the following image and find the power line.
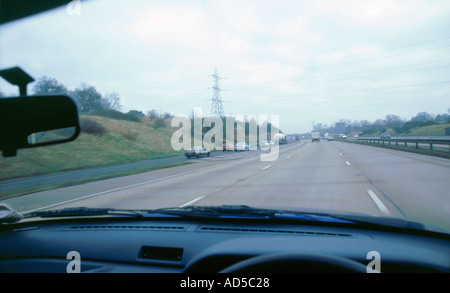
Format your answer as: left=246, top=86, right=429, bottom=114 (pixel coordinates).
left=228, top=80, right=450, bottom=103
left=99, top=36, right=450, bottom=92
left=209, top=36, right=450, bottom=78
left=224, top=59, right=450, bottom=92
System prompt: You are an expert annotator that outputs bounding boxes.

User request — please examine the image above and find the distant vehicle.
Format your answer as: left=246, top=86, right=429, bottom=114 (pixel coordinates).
left=262, top=140, right=274, bottom=145
left=353, top=135, right=359, bottom=138
left=273, top=133, right=287, bottom=145
left=380, top=133, right=391, bottom=139
left=311, top=131, right=320, bottom=142
left=222, top=142, right=235, bottom=151
left=185, top=146, right=210, bottom=158
left=259, top=140, right=274, bottom=149
left=235, top=142, right=249, bottom=151
left=327, top=136, right=334, bottom=141
left=339, top=134, right=347, bottom=139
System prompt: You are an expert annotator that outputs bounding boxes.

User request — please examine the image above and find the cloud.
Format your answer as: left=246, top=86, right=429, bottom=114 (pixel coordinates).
left=2, top=0, right=449, bottom=133
left=125, top=4, right=212, bottom=50
left=310, top=0, right=448, bottom=29
left=214, top=0, right=268, bottom=34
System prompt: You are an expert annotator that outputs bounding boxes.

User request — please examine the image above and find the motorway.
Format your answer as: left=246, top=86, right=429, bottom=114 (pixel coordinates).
left=3, top=141, right=450, bottom=232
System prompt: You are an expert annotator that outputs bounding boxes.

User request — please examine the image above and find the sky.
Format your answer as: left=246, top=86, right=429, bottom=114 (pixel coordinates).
left=1, top=0, right=450, bottom=134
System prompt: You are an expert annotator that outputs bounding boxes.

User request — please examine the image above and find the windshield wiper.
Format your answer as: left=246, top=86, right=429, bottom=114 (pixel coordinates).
left=0, top=204, right=23, bottom=223
left=147, top=205, right=446, bottom=233
left=22, top=207, right=144, bottom=219
left=149, top=205, right=357, bottom=224
left=12, top=205, right=445, bottom=234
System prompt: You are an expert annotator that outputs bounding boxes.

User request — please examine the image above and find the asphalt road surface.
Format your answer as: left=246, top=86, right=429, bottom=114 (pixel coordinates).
left=0, top=150, right=225, bottom=194
left=4, top=141, right=450, bottom=232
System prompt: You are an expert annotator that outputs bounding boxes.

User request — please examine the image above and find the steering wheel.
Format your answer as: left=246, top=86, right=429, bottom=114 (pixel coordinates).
left=218, top=253, right=367, bottom=273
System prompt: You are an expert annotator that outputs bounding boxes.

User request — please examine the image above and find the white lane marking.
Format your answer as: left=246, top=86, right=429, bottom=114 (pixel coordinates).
left=345, top=161, right=351, bottom=165
left=367, top=189, right=390, bottom=215
left=21, top=142, right=303, bottom=213
left=262, top=165, right=272, bottom=170
left=287, top=155, right=292, bottom=159
left=22, top=160, right=243, bottom=213
left=339, top=153, right=342, bottom=156
left=180, top=196, right=205, bottom=207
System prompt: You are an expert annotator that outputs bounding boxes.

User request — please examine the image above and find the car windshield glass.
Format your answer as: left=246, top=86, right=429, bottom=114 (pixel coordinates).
left=0, top=0, right=450, bottom=235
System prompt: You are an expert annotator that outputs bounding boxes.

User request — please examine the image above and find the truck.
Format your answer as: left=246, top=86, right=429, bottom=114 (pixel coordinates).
left=273, top=133, right=287, bottom=145
left=311, top=131, right=320, bottom=142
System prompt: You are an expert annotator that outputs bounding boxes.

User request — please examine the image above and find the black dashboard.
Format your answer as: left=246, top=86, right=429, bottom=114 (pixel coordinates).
left=0, top=217, right=449, bottom=273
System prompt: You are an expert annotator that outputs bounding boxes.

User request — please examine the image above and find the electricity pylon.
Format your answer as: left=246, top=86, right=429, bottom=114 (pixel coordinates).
left=210, top=67, right=225, bottom=117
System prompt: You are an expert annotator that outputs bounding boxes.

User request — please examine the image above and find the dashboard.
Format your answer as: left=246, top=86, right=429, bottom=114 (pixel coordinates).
left=0, top=217, right=449, bottom=273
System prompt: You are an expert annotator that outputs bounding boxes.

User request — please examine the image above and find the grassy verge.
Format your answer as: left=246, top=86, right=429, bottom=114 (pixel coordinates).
left=361, top=122, right=450, bottom=137
left=0, top=115, right=182, bottom=180
left=0, top=161, right=192, bottom=200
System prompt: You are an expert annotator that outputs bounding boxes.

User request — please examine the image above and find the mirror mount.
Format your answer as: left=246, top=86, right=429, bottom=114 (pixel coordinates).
left=0, top=66, right=35, bottom=96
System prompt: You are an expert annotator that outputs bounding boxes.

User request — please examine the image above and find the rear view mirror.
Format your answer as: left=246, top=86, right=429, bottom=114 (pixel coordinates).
left=0, top=95, right=80, bottom=157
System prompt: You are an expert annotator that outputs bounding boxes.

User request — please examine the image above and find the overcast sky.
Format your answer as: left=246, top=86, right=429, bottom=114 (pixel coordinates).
left=1, top=0, right=450, bottom=133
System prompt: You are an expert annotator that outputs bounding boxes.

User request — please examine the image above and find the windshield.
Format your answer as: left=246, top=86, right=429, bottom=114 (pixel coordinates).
left=0, top=0, right=449, bottom=234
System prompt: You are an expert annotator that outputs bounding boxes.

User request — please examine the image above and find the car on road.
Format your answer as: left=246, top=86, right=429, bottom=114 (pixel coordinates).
left=259, top=140, right=274, bottom=147
left=185, top=146, right=210, bottom=159
left=222, top=142, right=235, bottom=151
left=380, top=133, right=391, bottom=139
left=235, top=142, right=249, bottom=151
left=327, top=136, right=334, bottom=141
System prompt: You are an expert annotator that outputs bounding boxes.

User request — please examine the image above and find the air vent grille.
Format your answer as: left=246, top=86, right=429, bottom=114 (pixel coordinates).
left=199, top=226, right=352, bottom=237
left=68, top=225, right=186, bottom=231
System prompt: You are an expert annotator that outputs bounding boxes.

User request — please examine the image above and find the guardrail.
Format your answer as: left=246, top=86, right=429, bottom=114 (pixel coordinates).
left=341, top=136, right=450, bottom=152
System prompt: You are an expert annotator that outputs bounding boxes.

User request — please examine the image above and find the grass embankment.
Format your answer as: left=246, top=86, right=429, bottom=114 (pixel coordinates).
left=356, top=122, right=450, bottom=159
left=393, top=123, right=450, bottom=137
left=0, top=115, right=183, bottom=180
left=361, top=122, right=450, bottom=137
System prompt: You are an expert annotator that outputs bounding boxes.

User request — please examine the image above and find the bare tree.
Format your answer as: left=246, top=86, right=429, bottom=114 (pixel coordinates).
left=71, top=83, right=105, bottom=114
left=102, top=92, right=122, bottom=111
left=147, top=109, right=159, bottom=119
left=32, top=76, right=69, bottom=95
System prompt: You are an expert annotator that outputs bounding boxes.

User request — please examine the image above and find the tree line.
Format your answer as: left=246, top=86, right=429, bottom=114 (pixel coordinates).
left=313, top=111, right=450, bottom=136
left=29, top=76, right=173, bottom=125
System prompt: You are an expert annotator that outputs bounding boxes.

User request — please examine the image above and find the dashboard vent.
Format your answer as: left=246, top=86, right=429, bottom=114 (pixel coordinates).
left=68, top=225, right=186, bottom=231
left=198, top=226, right=352, bottom=237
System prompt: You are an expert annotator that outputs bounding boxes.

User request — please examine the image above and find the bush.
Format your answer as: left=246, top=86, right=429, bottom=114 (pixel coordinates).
left=153, top=118, right=167, bottom=129
left=80, top=118, right=106, bottom=136
left=95, top=110, right=142, bottom=122
left=398, top=120, right=438, bottom=133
